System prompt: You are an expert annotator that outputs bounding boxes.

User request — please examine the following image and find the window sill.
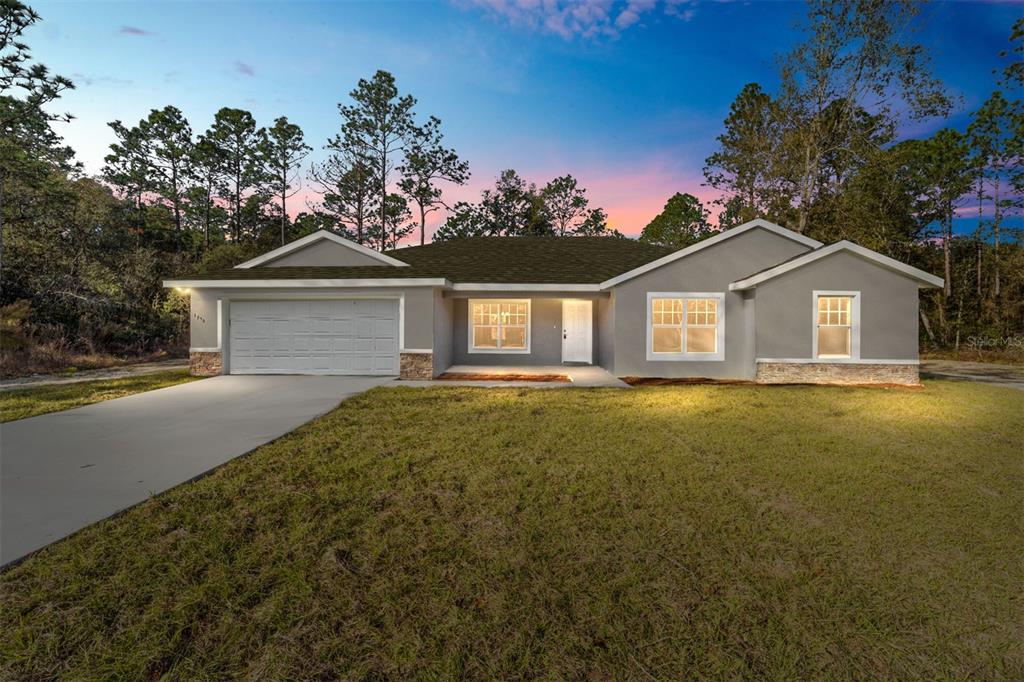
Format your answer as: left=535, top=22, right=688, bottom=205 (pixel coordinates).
left=646, top=352, right=724, bottom=362
left=468, top=348, right=531, bottom=355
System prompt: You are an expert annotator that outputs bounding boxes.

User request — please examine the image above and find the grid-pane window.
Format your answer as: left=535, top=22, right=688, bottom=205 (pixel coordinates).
left=685, top=298, right=718, bottom=353
left=651, top=298, right=683, bottom=352
left=470, top=300, right=529, bottom=351
left=650, top=295, right=720, bottom=355
left=817, top=296, right=852, bottom=357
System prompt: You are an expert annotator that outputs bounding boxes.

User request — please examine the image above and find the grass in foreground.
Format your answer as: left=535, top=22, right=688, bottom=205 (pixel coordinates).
left=0, top=369, right=200, bottom=422
left=1, top=381, right=1022, bottom=679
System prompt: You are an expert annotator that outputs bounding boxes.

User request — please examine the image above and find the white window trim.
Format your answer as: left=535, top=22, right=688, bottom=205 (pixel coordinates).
left=646, top=291, right=725, bottom=362
left=812, top=290, right=860, bottom=360
left=468, top=298, right=531, bottom=354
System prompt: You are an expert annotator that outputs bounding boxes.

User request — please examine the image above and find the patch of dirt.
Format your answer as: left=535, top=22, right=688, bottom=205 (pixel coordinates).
left=436, top=372, right=571, bottom=383
left=1, top=349, right=184, bottom=380
left=0, top=358, right=188, bottom=391
left=621, top=376, right=753, bottom=386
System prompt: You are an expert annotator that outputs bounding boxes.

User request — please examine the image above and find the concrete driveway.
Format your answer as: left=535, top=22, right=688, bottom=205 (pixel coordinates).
left=920, top=360, right=1024, bottom=391
left=1, top=375, right=391, bottom=566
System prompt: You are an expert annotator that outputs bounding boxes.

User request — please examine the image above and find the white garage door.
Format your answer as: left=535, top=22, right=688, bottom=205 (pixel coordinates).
left=229, top=299, right=399, bottom=375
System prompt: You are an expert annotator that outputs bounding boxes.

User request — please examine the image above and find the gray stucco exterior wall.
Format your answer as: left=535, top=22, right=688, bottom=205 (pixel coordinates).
left=753, top=251, right=920, bottom=360
left=610, top=227, right=813, bottom=378
left=189, top=289, right=221, bottom=349
left=448, top=294, right=604, bottom=366
left=263, top=240, right=391, bottom=267
left=432, top=290, right=453, bottom=375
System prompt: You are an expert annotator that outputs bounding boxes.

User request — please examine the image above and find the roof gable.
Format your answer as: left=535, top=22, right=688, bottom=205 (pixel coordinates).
left=599, top=219, right=822, bottom=289
left=236, top=231, right=409, bottom=269
left=728, top=240, right=944, bottom=290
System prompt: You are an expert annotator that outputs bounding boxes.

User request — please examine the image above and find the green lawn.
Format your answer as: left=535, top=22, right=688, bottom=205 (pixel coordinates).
left=0, top=369, right=200, bottom=422
left=1, top=381, right=1021, bottom=679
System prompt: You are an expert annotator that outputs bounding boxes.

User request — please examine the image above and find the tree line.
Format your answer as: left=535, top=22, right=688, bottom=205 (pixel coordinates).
left=98, top=71, right=620, bottom=251
left=641, top=4, right=1023, bottom=351
left=100, top=70, right=471, bottom=253
left=0, top=1, right=620, bottom=371
left=1, top=0, right=1022, bottom=373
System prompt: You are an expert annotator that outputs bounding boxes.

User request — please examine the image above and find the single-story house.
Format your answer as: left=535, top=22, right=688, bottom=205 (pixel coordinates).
left=164, top=219, right=942, bottom=385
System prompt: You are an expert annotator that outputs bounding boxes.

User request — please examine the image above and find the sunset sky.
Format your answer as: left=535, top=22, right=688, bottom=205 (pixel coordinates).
left=33, top=0, right=1021, bottom=240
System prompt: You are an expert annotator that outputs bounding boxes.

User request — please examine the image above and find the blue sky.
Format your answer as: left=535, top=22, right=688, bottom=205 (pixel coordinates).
left=33, top=0, right=1022, bottom=237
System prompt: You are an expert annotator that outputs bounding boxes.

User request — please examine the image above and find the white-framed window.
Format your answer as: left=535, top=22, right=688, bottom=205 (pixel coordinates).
left=813, top=291, right=860, bottom=360
left=646, top=292, right=725, bottom=361
left=468, top=299, right=530, bottom=353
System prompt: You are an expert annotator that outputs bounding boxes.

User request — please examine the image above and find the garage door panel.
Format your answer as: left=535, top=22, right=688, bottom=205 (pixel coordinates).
left=372, top=318, right=396, bottom=337
left=229, top=299, right=399, bottom=376
left=308, top=300, right=338, bottom=316
left=310, top=336, right=333, bottom=352
left=329, top=337, right=352, bottom=353
left=332, top=319, right=355, bottom=335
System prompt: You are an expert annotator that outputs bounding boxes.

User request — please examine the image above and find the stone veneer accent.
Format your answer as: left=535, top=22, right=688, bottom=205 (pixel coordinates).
left=189, top=351, right=223, bottom=377
left=400, top=352, right=434, bottom=380
left=756, top=361, right=919, bottom=386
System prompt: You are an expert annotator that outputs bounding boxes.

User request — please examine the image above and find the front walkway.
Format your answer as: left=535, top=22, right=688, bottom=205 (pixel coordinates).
left=403, top=365, right=630, bottom=388
left=920, top=360, right=1024, bottom=391
left=1, top=375, right=390, bottom=567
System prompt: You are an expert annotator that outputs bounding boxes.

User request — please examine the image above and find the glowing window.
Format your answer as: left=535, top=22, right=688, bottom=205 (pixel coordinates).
left=469, top=300, right=529, bottom=352
left=816, top=296, right=852, bottom=358
left=649, top=294, right=723, bottom=359
left=651, top=298, right=683, bottom=353
left=685, top=298, right=718, bottom=353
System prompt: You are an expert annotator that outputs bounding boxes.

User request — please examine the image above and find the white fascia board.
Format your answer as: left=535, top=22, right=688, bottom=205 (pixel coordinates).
left=728, top=241, right=944, bottom=291
left=450, top=283, right=603, bottom=292
left=163, top=278, right=450, bottom=289
left=235, top=230, right=410, bottom=268
left=599, top=219, right=822, bottom=290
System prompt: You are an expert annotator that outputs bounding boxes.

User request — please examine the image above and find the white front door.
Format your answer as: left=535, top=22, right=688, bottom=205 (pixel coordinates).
left=561, top=299, right=593, bottom=364
left=229, top=299, right=399, bottom=375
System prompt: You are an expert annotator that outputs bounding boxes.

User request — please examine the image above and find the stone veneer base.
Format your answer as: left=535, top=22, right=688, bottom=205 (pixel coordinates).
left=400, top=352, right=434, bottom=380
left=189, top=351, right=223, bottom=377
left=756, top=362, right=919, bottom=386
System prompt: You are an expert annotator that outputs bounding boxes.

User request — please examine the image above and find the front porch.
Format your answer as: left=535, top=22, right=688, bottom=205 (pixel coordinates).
left=427, top=292, right=612, bottom=378
left=406, top=364, right=629, bottom=388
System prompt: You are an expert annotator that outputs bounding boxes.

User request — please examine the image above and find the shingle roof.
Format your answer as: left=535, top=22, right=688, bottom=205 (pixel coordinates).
left=186, top=236, right=675, bottom=285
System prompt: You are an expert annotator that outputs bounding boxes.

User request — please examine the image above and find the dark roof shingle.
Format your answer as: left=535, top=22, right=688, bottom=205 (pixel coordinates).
left=186, top=236, right=674, bottom=284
